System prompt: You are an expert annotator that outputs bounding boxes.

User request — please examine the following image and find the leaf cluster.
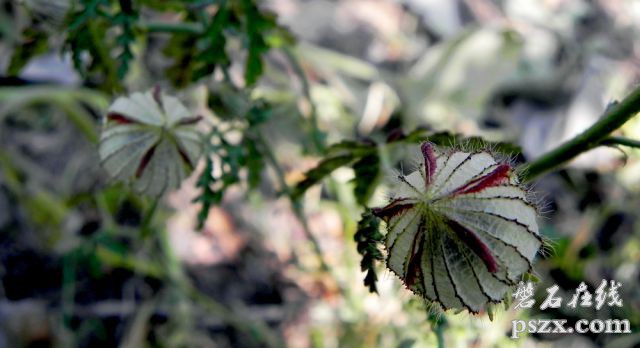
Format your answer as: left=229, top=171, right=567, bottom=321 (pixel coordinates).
left=63, top=0, right=124, bottom=92
left=8, top=0, right=292, bottom=92
left=193, top=101, right=271, bottom=229
left=354, top=209, right=384, bottom=293
left=164, top=0, right=294, bottom=87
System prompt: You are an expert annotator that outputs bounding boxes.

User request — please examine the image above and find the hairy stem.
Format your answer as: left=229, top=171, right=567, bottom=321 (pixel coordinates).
left=522, top=86, right=640, bottom=182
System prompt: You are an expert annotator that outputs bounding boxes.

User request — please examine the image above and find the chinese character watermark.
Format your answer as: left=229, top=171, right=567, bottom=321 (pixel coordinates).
left=510, top=279, right=629, bottom=339
left=512, top=279, right=623, bottom=310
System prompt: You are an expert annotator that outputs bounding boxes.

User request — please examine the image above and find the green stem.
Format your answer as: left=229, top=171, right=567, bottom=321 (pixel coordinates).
left=95, top=192, right=116, bottom=228
left=139, top=21, right=204, bottom=34
left=140, top=198, right=160, bottom=238
left=522, top=86, right=640, bottom=182
left=53, top=98, right=99, bottom=143
left=185, top=284, right=282, bottom=347
left=156, top=223, right=282, bottom=347
left=600, top=136, right=640, bottom=149
left=98, top=222, right=280, bottom=346
left=87, top=21, right=121, bottom=92
left=0, top=86, right=107, bottom=143
left=255, top=134, right=332, bottom=275
left=430, top=315, right=447, bottom=348
left=282, top=46, right=325, bottom=153
left=60, top=254, right=79, bottom=346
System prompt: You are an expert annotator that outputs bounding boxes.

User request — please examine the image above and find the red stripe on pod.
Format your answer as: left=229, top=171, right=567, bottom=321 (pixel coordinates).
left=107, top=112, right=137, bottom=124
left=446, top=219, right=498, bottom=273
left=421, top=142, right=437, bottom=186
left=135, top=144, right=157, bottom=178
left=451, top=163, right=511, bottom=196
left=152, top=85, right=164, bottom=109
left=405, top=227, right=425, bottom=288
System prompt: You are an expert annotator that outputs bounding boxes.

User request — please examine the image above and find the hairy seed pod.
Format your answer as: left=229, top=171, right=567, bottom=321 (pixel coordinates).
left=373, top=142, right=542, bottom=314
left=99, top=88, right=202, bottom=197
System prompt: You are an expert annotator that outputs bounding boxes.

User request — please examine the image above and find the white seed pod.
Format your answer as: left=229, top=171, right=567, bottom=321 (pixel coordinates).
left=373, top=142, right=542, bottom=314
left=99, top=88, right=202, bottom=197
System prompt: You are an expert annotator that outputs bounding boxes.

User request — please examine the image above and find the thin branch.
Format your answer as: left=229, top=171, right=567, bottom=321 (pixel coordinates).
left=139, top=20, right=204, bottom=34
left=282, top=46, right=325, bottom=153
left=522, top=86, right=640, bottom=182
left=254, top=134, right=332, bottom=275
left=140, top=198, right=160, bottom=239
left=600, top=136, right=640, bottom=149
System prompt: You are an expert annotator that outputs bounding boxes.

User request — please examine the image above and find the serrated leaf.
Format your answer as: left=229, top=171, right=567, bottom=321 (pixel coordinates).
left=325, top=139, right=376, bottom=156
left=242, top=0, right=273, bottom=85
left=244, top=137, right=264, bottom=189
left=355, top=210, right=384, bottom=293
left=290, top=139, right=377, bottom=200
left=63, top=0, right=121, bottom=92
left=112, top=1, right=138, bottom=80
left=291, top=154, right=356, bottom=200
left=192, top=4, right=233, bottom=81
left=194, top=155, right=219, bottom=229
left=351, top=153, right=380, bottom=205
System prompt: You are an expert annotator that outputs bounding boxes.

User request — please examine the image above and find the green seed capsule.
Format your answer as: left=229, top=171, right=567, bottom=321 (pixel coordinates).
left=373, top=142, right=542, bottom=314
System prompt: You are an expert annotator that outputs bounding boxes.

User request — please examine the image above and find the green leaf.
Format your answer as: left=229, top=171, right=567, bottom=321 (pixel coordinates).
left=207, top=83, right=252, bottom=119
left=290, top=139, right=376, bottom=200
left=243, top=2, right=269, bottom=86
left=246, top=102, right=272, bottom=126
left=163, top=31, right=199, bottom=87
left=112, top=0, right=139, bottom=79
left=192, top=3, right=233, bottom=81
left=291, top=154, right=356, bottom=200
left=64, top=16, right=121, bottom=92
left=160, top=0, right=292, bottom=86
left=354, top=210, right=384, bottom=293
left=137, top=0, right=186, bottom=11
left=325, top=139, right=375, bottom=156
left=7, top=27, right=49, bottom=76
left=522, top=272, right=540, bottom=283
left=244, top=136, right=264, bottom=189
left=241, top=0, right=293, bottom=85
left=194, top=155, right=219, bottom=229
left=351, top=153, right=380, bottom=205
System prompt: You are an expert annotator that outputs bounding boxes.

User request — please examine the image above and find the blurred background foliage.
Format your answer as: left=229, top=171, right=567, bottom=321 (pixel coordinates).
left=1, top=0, right=640, bottom=347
